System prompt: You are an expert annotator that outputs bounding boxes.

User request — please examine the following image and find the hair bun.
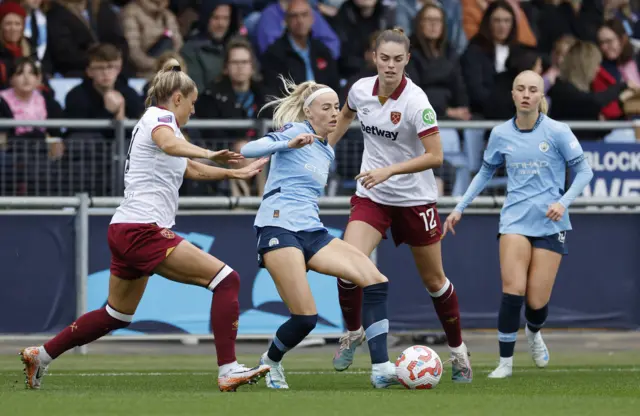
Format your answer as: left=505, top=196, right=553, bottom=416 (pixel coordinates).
left=161, top=58, right=182, bottom=73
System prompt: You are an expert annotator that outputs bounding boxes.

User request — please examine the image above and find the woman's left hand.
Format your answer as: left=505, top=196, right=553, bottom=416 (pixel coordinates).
left=355, top=167, right=394, bottom=189
left=546, top=202, right=565, bottom=221
left=208, top=149, right=245, bottom=164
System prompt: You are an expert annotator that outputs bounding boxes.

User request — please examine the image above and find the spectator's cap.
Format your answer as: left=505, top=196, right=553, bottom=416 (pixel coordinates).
left=0, top=1, right=26, bottom=22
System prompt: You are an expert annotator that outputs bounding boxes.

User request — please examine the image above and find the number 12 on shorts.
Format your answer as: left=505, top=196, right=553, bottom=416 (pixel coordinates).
left=419, top=208, right=437, bottom=231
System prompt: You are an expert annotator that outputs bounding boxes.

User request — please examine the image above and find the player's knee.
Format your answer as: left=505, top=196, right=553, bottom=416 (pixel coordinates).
left=501, top=275, right=527, bottom=296
left=218, top=269, right=240, bottom=291
left=357, top=254, right=387, bottom=285
left=374, top=272, right=388, bottom=284
left=362, top=268, right=387, bottom=286
left=419, top=271, right=447, bottom=293
left=292, top=314, right=318, bottom=334
left=287, top=292, right=318, bottom=315
left=356, top=259, right=386, bottom=286
left=525, top=294, right=549, bottom=310
left=502, top=284, right=526, bottom=297
left=209, top=266, right=240, bottom=295
left=105, top=305, right=133, bottom=329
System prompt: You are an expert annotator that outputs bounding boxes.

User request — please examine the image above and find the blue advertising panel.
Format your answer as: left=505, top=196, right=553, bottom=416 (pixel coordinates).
left=581, top=143, right=640, bottom=197
left=2, top=213, right=639, bottom=334
left=0, top=215, right=76, bottom=333
left=86, top=213, right=640, bottom=336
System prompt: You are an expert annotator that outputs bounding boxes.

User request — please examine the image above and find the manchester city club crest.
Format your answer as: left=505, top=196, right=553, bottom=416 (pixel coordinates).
left=390, top=111, right=402, bottom=125
left=539, top=141, right=550, bottom=153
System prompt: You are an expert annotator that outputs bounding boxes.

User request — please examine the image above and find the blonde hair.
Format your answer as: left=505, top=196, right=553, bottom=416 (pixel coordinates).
left=539, top=96, right=548, bottom=114
left=259, top=75, right=330, bottom=129
left=145, top=58, right=196, bottom=108
left=154, top=51, right=187, bottom=74
left=559, top=41, right=602, bottom=92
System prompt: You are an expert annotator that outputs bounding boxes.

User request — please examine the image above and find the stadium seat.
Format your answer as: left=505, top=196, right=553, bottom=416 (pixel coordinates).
left=49, top=78, right=148, bottom=109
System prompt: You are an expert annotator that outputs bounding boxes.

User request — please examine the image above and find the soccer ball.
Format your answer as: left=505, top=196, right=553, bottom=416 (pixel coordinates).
left=395, top=345, right=443, bottom=390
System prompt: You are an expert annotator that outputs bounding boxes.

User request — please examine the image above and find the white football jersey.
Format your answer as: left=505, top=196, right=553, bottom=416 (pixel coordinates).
left=348, top=76, right=440, bottom=206
left=111, top=106, right=187, bottom=228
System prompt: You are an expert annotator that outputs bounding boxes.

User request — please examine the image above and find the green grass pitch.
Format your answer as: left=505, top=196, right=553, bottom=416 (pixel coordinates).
left=1, top=350, right=639, bottom=416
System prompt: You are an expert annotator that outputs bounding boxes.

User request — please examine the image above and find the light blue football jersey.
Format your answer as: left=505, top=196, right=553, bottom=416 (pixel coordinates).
left=254, top=121, right=335, bottom=232
left=483, top=115, right=586, bottom=236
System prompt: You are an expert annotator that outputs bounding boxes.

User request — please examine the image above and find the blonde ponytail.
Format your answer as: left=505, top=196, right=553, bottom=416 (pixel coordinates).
left=259, top=75, right=329, bottom=129
left=539, top=95, right=549, bottom=115
left=145, top=58, right=196, bottom=108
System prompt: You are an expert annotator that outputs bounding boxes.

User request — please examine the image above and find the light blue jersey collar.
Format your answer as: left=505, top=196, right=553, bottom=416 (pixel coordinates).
left=304, top=120, right=329, bottom=146
left=511, top=113, right=544, bottom=133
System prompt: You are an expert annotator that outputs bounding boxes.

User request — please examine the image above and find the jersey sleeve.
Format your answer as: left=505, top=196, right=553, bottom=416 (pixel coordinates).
left=556, top=124, right=585, bottom=167
left=150, top=111, right=178, bottom=135
left=346, top=84, right=358, bottom=112
left=409, top=94, right=439, bottom=139
left=243, top=123, right=308, bottom=157
left=265, top=123, right=300, bottom=142
left=483, top=128, right=505, bottom=168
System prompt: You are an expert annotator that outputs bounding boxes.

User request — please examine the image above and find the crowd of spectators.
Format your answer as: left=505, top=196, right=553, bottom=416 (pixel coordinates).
left=0, top=0, right=639, bottom=197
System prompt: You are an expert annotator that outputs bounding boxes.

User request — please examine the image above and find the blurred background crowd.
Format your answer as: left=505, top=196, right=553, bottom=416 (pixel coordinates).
left=0, top=0, right=638, bottom=198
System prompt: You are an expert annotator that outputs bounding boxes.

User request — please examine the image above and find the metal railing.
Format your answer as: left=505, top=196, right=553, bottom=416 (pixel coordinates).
left=0, top=137, right=117, bottom=196
left=3, top=195, right=639, bottom=209
left=0, top=118, right=637, bottom=197
left=1, top=117, right=637, bottom=132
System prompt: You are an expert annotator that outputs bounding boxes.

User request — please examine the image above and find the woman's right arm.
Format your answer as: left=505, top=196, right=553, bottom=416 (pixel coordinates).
left=453, top=163, right=498, bottom=213
left=241, top=131, right=319, bottom=157
left=152, top=126, right=212, bottom=159
left=328, top=104, right=356, bottom=147
left=240, top=136, right=291, bottom=158
left=454, top=129, right=504, bottom=213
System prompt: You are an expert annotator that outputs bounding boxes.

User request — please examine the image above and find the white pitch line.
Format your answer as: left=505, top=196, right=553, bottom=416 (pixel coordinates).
left=42, top=368, right=640, bottom=377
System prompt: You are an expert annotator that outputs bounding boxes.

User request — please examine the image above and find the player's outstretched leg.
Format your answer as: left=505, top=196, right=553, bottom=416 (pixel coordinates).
left=333, top=219, right=383, bottom=371
left=308, top=239, right=399, bottom=389
left=334, top=279, right=365, bottom=371
left=153, top=241, right=270, bottom=392
left=410, top=244, right=472, bottom=383
left=210, top=265, right=270, bottom=391
left=362, top=281, right=399, bottom=388
left=260, top=314, right=317, bottom=389
left=20, top=275, right=146, bottom=389
left=258, top=246, right=320, bottom=389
